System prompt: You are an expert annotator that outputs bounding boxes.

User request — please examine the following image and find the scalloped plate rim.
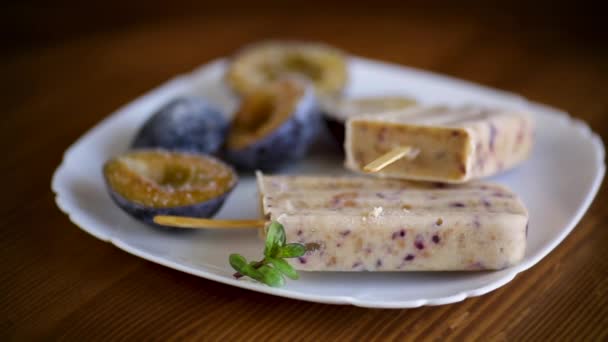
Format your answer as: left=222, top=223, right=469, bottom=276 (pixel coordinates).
left=51, top=56, right=605, bottom=308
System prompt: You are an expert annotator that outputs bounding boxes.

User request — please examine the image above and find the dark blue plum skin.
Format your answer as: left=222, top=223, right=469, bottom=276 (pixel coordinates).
left=132, top=97, right=229, bottom=155
left=323, top=117, right=346, bottom=147
left=104, top=178, right=235, bottom=229
left=225, top=88, right=321, bottom=171
left=320, top=99, right=346, bottom=145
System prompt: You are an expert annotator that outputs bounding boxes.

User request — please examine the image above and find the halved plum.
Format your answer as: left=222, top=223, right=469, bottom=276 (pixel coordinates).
left=131, top=97, right=229, bottom=155
left=103, top=150, right=237, bottom=227
left=226, top=41, right=348, bottom=96
left=224, top=78, right=321, bottom=171
left=321, top=96, right=417, bottom=144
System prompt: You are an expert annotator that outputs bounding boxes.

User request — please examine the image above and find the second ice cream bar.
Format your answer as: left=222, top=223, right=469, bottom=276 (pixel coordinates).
left=344, top=105, right=534, bottom=183
left=257, top=173, right=528, bottom=271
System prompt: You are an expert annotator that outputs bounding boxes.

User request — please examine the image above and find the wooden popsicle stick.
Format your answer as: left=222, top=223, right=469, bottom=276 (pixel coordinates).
left=363, top=146, right=419, bottom=173
left=153, top=215, right=266, bottom=229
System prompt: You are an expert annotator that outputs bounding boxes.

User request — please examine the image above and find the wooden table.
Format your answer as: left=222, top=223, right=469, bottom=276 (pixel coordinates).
left=3, top=3, right=607, bottom=340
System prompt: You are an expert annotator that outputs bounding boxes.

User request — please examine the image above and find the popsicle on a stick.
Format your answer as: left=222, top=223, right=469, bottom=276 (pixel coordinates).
left=257, top=173, right=528, bottom=271
left=345, top=105, right=534, bottom=183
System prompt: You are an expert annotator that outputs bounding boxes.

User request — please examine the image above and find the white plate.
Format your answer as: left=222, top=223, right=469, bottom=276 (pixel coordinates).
left=52, top=57, right=605, bottom=308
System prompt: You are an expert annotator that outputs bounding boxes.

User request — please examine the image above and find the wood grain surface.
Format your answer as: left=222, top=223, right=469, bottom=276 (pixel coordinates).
left=2, top=2, right=607, bottom=340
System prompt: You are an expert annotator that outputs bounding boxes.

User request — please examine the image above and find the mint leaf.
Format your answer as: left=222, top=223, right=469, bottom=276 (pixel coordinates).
left=264, top=221, right=286, bottom=257
left=230, top=220, right=308, bottom=287
left=239, top=264, right=264, bottom=282
left=267, top=257, right=298, bottom=280
left=276, top=243, right=307, bottom=258
left=258, top=265, right=285, bottom=287
left=229, top=254, right=248, bottom=272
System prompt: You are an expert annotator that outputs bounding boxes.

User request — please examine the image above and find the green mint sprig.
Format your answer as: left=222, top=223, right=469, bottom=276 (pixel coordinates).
left=229, top=221, right=307, bottom=287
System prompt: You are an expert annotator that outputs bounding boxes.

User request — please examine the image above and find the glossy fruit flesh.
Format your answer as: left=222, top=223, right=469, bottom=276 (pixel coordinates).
left=226, top=41, right=347, bottom=96
left=105, top=150, right=235, bottom=207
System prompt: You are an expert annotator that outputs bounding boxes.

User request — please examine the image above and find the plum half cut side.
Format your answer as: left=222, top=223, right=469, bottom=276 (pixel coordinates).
left=103, top=150, right=237, bottom=228
left=224, top=78, right=321, bottom=171
left=225, top=41, right=348, bottom=96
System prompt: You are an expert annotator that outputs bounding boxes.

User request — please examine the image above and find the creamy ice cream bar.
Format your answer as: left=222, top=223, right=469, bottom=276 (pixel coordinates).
left=257, top=173, right=528, bottom=271
left=344, top=105, right=534, bottom=183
